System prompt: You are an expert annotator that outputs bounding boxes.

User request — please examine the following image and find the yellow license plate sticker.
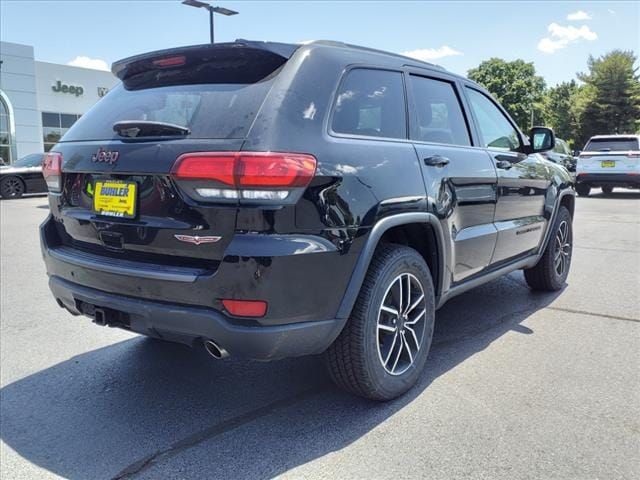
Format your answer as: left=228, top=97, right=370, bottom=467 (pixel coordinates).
left=93, top=181, right=137, bottom=219
left=601, top=160, right=615, bottom=168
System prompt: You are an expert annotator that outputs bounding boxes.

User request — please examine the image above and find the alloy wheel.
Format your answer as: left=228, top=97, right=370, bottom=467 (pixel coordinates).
left=376, top=273, right=427, bottom=376
left=554, top=220, right=571, bottom=277
left=1, top=178, right=24, bottom=197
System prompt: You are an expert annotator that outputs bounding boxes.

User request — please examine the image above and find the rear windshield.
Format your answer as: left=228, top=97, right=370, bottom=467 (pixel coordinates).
left=62, top=75, right=277, bottom=142
left=584, top=138, right=639, bottom=152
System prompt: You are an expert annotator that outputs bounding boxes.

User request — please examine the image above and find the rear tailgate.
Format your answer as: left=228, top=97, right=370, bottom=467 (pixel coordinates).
left=48, top=41, right=297, bottom=267
left=54, top=140, right=242, bottom=265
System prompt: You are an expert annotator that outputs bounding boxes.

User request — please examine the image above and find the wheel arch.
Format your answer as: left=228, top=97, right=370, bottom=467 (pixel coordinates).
left=560, top=191, right=575, bottom=218
left=336, top=213, right=445, bottom=320
left=536, top=188, right=576, bottom=259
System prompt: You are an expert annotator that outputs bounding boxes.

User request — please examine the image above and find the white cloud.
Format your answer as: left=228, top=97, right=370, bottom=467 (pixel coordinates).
left=537, top=23, right=597, bottom=53
left=567, top=10, right=591, bottom=21
left=401, top=45, right=463, bottom=62
left=608, top=9, right=616, bottom=15
left=67, top=56, right=109, bottom=71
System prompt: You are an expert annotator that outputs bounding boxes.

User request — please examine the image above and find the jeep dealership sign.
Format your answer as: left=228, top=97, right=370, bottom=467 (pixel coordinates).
left=51, top=80, right=84, bottom=96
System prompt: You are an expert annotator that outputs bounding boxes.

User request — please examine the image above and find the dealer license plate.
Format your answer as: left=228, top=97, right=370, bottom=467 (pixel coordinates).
left=93, top=181, right=137, bottom=219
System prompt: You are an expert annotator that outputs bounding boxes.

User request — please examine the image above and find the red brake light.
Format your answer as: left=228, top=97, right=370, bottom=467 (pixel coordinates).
left=222, top=299, right=267, bottom=318
left=172, top=151, right=317, bottom=203
left=237, top=153, right=317, bottom=187
left=152, top=56, right=186, bottom=68
left=172, top=153, right=235, bottom=185
left=42, top=152, right=62, bottom=192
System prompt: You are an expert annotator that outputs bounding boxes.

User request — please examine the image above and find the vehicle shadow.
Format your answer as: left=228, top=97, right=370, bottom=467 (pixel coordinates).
left=0, top=273, right=563, bottom=480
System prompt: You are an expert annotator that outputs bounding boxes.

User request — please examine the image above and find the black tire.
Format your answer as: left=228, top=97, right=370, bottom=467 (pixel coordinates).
left=575, top=183, right=590, bottom=197
left=602, top=186, right=613, bottom=195
left=0, top=176, right=26, bottom=199
left=324, top=244, right=435, bottom=401
left=524, top=206, right=573, bottom=291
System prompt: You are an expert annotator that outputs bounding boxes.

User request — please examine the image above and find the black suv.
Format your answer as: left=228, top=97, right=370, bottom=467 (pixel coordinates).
left=40, top=40, right=575, bottom=400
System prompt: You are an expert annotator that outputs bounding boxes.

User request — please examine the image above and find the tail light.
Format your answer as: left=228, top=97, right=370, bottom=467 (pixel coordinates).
left=172, top=152, right=317, bottom=204
left=42, top=152, right=62, bottom=192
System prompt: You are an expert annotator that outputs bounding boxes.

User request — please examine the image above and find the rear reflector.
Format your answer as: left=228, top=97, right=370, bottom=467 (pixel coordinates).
left=42, top=152, right=62, bottom=192
left=222, top=299, right=267, bottom=318
left=172, top=151, right=316, bottom=203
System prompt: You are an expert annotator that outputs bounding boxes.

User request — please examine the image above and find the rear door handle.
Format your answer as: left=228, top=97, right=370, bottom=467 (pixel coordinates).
left=424, top=155, right=450, bottom=167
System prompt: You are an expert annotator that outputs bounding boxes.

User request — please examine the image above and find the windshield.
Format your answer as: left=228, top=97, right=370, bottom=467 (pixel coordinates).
left=62, top=76, right=277, bottom=142
left=584, top=138, right=639, bottom=152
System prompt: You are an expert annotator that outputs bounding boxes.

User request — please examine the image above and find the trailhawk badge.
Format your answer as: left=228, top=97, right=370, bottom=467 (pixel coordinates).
left=174, top=234, right=222, bottom=245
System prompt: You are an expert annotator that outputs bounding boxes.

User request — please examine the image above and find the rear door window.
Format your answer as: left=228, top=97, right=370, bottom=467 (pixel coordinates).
left=331, top=69, right=406, bottom=140
left=409, top=75, right=471, bottom=146
left=584, top=138, right=639, bottom=152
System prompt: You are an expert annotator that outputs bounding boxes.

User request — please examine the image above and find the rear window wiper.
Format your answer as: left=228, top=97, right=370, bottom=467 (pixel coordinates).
left=113, top=120, right=190, bottom=138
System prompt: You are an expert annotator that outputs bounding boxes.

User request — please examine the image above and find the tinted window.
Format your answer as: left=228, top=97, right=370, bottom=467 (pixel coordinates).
left=332, top=69, right=406, bottom=139
left=410, top=76, right=470, bottom=146
left=63, top=75, right=278, bottom=141
left=466, top=88, right=520, bottom=151
left=584, top=138, right=639, bottom=152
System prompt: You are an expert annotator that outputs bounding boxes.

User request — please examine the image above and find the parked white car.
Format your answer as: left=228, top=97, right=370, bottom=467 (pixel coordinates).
left=576, top=135, right=640, bottom=196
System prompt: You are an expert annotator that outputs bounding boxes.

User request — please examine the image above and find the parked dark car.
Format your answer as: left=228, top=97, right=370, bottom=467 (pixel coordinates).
left=0, top=153, right=47, bottom=198
left=40, top=40, right=574, bottom=400
left=540, top=138, right=576, bottom=172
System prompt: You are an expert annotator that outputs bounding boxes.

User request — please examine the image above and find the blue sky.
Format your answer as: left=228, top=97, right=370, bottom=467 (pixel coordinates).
left=1, top=1, right=638, bottom=86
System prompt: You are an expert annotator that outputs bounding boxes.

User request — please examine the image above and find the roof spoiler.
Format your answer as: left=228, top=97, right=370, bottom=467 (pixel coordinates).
left=111, top=40, right=300, bottom=81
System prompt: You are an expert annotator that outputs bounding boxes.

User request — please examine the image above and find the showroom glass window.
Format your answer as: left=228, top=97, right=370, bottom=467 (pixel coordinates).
left=410, top=75, right=471, bottom=146
left=0, top=96, right=12, bottom=164
left=331, top=69, right=407, bottom=140
left=42, top=112, right=81, bottom=152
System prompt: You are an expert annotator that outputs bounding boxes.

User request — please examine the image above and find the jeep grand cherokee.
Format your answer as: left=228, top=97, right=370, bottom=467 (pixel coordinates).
left=41, top=40, right=575, bottom=400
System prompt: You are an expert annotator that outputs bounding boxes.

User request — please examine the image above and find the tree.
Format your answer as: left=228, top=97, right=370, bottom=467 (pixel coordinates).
left=574, top=50, right=640, bottom=147
left=543, top=80, right=579, bottom=144
left=468, top=58, right=546, bottom=131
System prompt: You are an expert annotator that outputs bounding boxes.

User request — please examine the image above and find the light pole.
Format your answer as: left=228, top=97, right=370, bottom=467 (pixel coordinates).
left=181, top=1, right=238, bottom=44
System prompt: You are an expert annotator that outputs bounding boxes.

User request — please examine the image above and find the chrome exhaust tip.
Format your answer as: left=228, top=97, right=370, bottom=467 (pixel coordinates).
left=203, top=339, right=229, bottom=359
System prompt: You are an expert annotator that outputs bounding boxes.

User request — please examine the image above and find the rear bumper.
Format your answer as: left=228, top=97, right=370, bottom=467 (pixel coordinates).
left=576, top=173, right=640, bottom=187
left=49, top=276, right=344, bottom=360
left=40, top=214, right=356, bottom=360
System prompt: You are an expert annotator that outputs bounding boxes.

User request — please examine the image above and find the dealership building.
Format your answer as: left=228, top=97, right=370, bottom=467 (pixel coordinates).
left=0, top=41, right=119, bottom=164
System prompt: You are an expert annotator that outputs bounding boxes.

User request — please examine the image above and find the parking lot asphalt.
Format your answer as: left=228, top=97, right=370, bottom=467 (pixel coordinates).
left=1, top=192, right=639, bottom=480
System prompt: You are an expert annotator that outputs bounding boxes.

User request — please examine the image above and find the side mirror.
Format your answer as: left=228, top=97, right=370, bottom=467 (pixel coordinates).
left=528, top=126, right=555, bottom=153
left=573, top=150, right=581, bottom=156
